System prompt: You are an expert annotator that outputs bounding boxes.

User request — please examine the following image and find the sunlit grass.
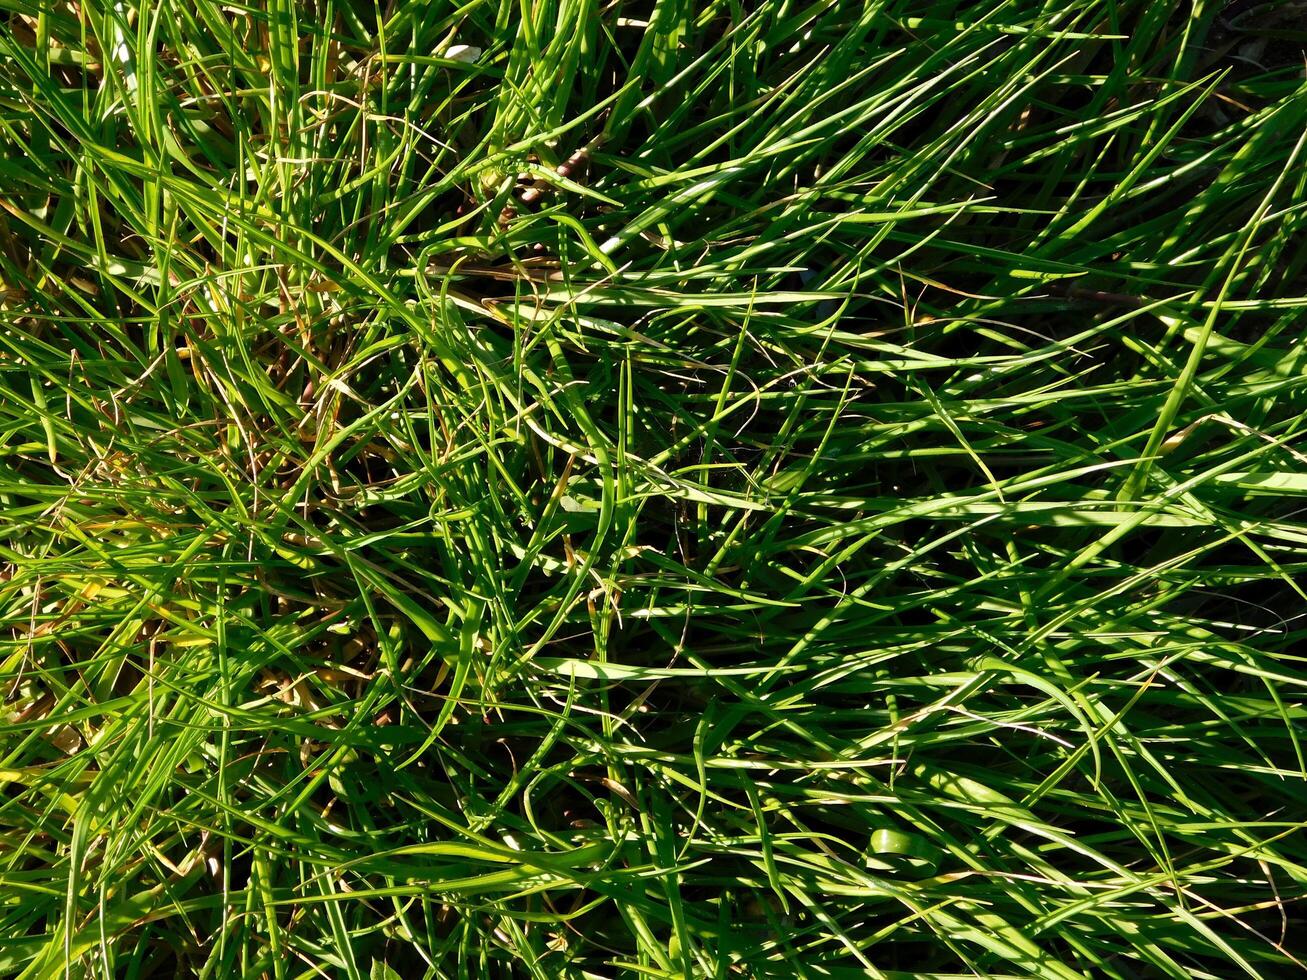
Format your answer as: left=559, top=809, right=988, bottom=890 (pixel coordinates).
left=2, top=1, right=1307, bottom=976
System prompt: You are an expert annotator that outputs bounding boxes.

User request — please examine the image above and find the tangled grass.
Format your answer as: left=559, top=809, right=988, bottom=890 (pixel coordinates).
left=2, top=0, right=1307, bottom=976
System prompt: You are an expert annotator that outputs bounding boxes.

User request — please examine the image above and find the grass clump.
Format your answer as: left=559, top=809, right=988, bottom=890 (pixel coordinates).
left=3, top=0, right=1307, bottom=976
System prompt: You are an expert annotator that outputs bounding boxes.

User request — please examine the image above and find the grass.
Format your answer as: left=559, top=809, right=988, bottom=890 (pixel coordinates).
left=2, top=0, right=1307, bottom=976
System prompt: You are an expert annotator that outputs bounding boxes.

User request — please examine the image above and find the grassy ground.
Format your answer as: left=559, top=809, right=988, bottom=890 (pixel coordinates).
left=2, top=0, right=1307, bottom=976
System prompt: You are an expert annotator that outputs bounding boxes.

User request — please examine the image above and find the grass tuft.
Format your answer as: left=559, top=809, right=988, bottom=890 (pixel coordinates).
left=3, top=0, right=1307, bottom=976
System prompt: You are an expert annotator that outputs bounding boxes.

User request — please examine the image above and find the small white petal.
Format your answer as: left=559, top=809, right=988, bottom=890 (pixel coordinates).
left=445, top=45, right=481, bottom=63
